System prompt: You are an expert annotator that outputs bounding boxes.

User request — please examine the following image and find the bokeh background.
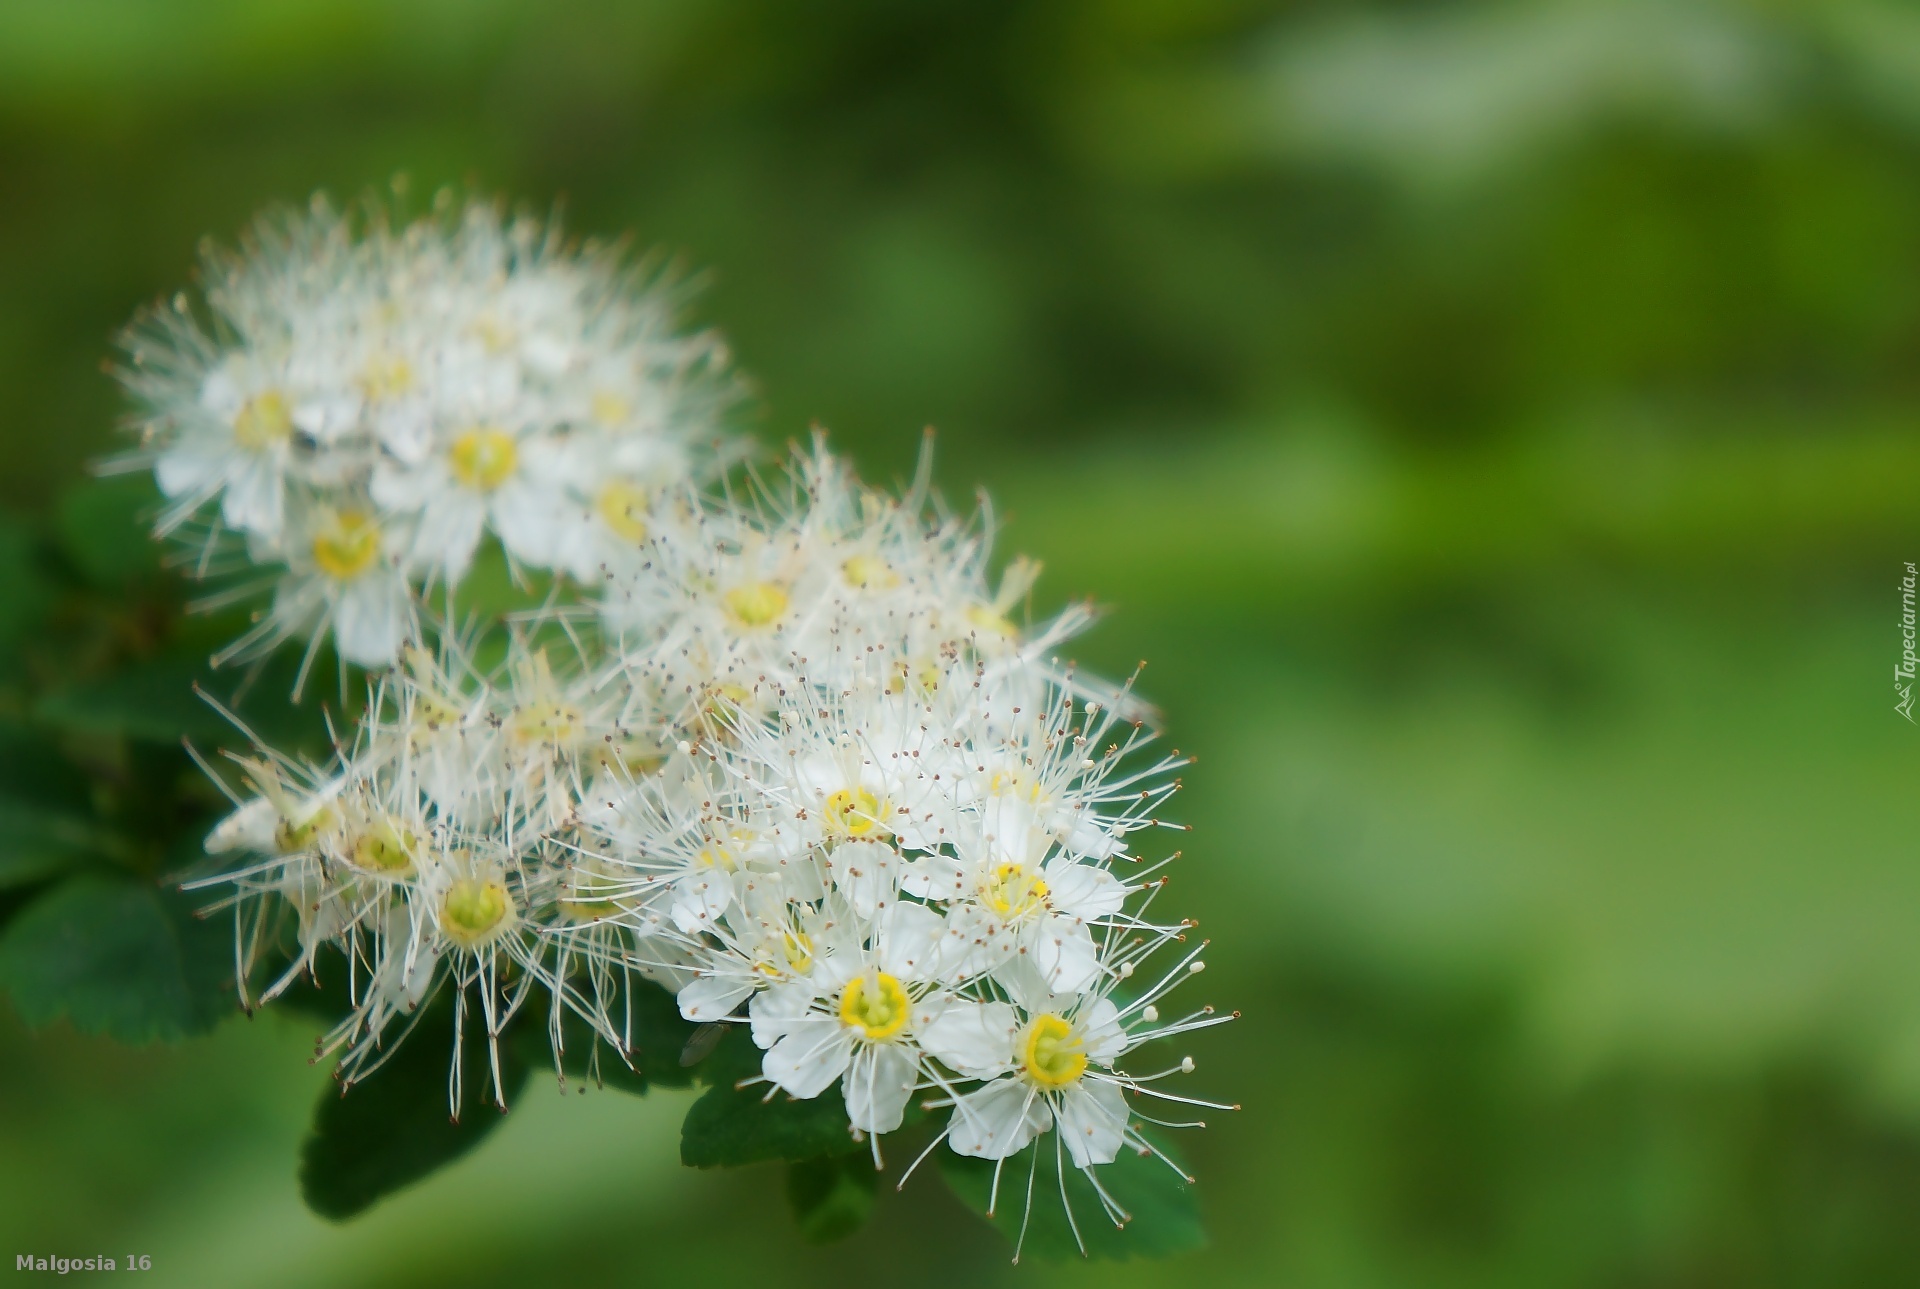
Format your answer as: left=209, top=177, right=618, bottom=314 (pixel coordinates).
left=3, top=0, right=1918, bottom=1284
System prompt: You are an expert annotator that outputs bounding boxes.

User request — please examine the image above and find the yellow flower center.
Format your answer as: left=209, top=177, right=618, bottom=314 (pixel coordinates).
left=710, top=682, right=754, bottom=709
left=783, top=930, right=815, bottom=974
left=590, top=389, right=631, bottom=426
left=449, top=427, right=518, bottom=492
left=349, top=819, right=417, bottom=876
left=842, top=554, right=899, bottom=590
left=723, top=581, right=789, bottom=630
left=987, top=770, right=1046, bottom=805
left=593, top=736, right=666, bottom=777
left=1021, top=1013, right=1088, bottom=1088
left=441, top=877, right=514, bottom=948
left=273, top=806, right=333, bottom=855
left=838, top=971, right=910, bottom=1041
left=472, top=312, right=515, bottom=354
left=888, top=660, right=946, bottom=696
left=233, top=389, right=293, bottom=450
left=756, top=928, right=815, bottom=979
left=983, top=862, right=1050, bottom=919
left=596, top=481, right=650, bottom=543
left=824, top=787, right=888, bottom=839
left=310, top=511, right=382, bottom=581
left=512, top=699, right=581, bottom=746
left=967, top=604, right=1018, bottom=639
left=359, top=354, right=414, bottom=401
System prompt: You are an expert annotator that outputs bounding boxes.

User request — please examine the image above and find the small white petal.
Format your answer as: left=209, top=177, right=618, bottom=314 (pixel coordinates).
left=676, top=974, right=753, bottom=1023
left=843, top=1041, right=918, bottom=1134
left=1056, top=1078, right=1129, bottom=1169
left=917, top=1000, right=1018, bottom=1077
left=763, top=1019, right=853, bottom=1100
left=947, top=1078, right=1049, bottom=1159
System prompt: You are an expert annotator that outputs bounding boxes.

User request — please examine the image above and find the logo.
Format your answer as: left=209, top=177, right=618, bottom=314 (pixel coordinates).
left=1899, top=562, right=1916, bottom=723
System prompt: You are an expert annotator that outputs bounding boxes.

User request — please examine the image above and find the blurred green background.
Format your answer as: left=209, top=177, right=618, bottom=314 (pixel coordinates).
left=2, top=0, right=1918, bottom=1284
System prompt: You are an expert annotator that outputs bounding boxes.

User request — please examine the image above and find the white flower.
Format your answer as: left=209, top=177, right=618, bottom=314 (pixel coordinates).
left=152, top=361, right=299, bottom=539
left=372, top=422, right=571, bottom=584
left=942, top=983, right=1133, bottom=1167
left=907, top=830, right=1131, bottom=995
left=115, top=191, right=736, bottom=671
left=257, top=500, right=417, bottom=670
left=151, top=292, right=1236, bottom=1218
left=931, top=955, right=1235, bottom=1258
left=747, top=901, right=954, bottom=1136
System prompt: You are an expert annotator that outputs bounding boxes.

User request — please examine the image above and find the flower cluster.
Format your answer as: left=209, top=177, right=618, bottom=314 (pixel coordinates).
left=114, top=194, right=732, bottom=669
left=129, top=195, right=1230, bottom=1254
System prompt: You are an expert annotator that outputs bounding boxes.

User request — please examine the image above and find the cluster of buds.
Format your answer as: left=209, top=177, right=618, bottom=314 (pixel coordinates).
left=120, top=195, right=1231, bottom=1252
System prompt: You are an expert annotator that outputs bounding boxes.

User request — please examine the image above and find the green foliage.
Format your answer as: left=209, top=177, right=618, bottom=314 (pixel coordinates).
left=0, top=728, right=113, bottom=890
left=0, top=0, right=1917, bottom=1278
left=54, top=475, right=164, bottom=590
left=512, top=979, right=702, bottom=1096
left=938, top=1137, right=1206, bottom=1262
left=0, top=516, right=51, bottom=667
left=0, top=873, right=234, bottom=1043
left=300, top=995, right=534, bottom=1222
left=35, top=650, right=240, bottom=744
left=680, top=1075, right=858, bottom=1169
left=0, top=798, right=104, bottom=889
left=785, top=1153, right=878, bottom=1245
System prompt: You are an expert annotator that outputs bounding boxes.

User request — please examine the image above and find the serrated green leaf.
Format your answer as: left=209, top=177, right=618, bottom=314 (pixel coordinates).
left=300, top=995, right=532, bottom=1221
left=0, top=873, right=235, bottom=1042
left=938, top=1135, right=1206, bottom=1262
left=680, top=1076, right=858, bottom=1168
left=786, top=1153, right=878, bottom=1244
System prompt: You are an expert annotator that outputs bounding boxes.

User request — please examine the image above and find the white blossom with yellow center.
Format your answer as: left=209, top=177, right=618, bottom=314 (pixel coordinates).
left=905, top=827, right=1130, bottom=993
left=748, top=903, right=961, bottom=1136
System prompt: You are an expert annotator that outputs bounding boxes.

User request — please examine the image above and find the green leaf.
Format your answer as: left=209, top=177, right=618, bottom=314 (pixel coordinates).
left=625, top=976, right=707, bottom=1089
left=35, top=651, right=232, bottom=744
left=514, top=1005, right=652, bottom=1096
left=687, top=1022, right=766, bottom=1087
left=786, top=1153, right=878, bottom=1244
left=299, top=994, right=532, bottom=1221
left=55, top=475, right=161, bottom=589
left=0, top=798, right=107, bottom=888
left=32, top=633, right=341, bottom=755
left=0, top=514, right=51, bottom=663
left=938, top=1136, right=1207, bottom=1262
left=0, top=873, right=235, bottom=1042
left=0, top=728, right=124, bottom=887
left=509, top=976, right=711, bottom=1094
left=680, top=1075, right=858, bottom=1168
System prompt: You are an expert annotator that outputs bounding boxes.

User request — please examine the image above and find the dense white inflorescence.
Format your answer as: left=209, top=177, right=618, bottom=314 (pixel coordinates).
left=113, top=193, right=734, bottom=672
left=130, top=194, right=1231, bottom=1256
